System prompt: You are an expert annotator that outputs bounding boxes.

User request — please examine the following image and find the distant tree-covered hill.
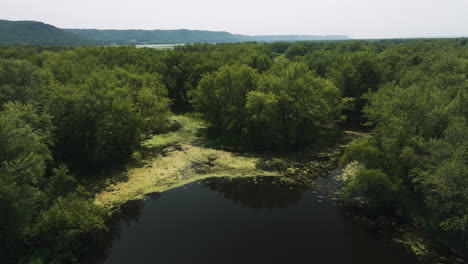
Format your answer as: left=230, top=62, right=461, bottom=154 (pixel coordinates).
left=251, top=35, right=350, bottom=41
left=64, top=29, right=252, bottom=44
left=0, top=19, right=350, bottom=46
left=65, top=29, right=350, bottom=44
left=0, top=20, right=96, bottom=46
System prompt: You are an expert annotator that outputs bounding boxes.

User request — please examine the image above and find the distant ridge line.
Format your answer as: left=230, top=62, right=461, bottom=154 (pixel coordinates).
left=0, top=19, right=351, bottom=46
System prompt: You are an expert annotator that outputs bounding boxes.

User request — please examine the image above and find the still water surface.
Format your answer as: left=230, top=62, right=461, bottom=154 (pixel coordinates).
left=84, top=176, right=419, bottom=264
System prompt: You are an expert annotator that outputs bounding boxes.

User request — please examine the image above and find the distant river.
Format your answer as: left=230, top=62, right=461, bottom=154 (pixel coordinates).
left=135, top=44, right=185, bottom=50
left=82, top=175, right=419, bottom=264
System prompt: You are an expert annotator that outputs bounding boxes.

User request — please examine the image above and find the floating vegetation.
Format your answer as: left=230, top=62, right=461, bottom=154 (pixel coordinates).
left=94, top=115, right=360, bottom=210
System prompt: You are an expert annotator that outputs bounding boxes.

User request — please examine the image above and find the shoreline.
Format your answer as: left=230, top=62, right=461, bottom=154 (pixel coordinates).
left=91, top=114, right=466, bottom=263
left=92, top=114, right=360, bottom=209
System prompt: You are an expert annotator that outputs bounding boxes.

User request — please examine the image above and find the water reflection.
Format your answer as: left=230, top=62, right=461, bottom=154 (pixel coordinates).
left=81, top=177, right=419, bottom=264
left=201, top=177, right=304, bottom=209
left=81, top=194, right=160, bottom=264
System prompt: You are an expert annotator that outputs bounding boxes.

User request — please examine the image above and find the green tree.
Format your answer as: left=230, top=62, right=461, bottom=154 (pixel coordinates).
left=191, top=64, right=259, bottom=137
left=247, top=61, right=342, bottom=148
left=343, top=168, right=402, bottom=209
left=0, top=59, right=47, bottom=106
left=0, top=102, right=52, bottom=259
left=32, top=187, right=107, bottom=262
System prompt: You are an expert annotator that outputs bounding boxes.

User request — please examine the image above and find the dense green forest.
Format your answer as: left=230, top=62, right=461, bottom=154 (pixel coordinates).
left=0, top=39, right=467, bottom=263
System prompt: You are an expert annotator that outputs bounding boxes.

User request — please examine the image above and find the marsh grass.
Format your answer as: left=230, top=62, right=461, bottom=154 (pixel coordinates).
left=94, top=115, right=278, bottom=209
left=92, top=114, right=361, bottom=210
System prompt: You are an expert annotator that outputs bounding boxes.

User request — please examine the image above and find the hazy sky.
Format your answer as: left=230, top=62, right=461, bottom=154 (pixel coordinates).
left=2, top=0, right=468, bottom=38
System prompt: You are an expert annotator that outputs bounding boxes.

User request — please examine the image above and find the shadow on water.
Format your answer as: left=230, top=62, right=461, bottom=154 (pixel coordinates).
left=81, top=177, right=420, bottom=264
left=200, top=177, right=304, bottom=209
left=81, top=194, right=161, bottom=264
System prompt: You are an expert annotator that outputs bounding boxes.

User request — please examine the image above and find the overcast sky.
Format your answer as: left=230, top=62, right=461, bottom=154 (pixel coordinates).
left=2, top=0, right=468, bottom=38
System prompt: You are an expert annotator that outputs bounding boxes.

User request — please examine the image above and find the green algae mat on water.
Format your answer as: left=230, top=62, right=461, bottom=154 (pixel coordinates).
left=95, top=115, right=281, bottom=209
left=94, top=115, right=362, bottom=209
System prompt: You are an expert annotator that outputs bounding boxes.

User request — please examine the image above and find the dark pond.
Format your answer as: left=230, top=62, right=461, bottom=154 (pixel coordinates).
left=82, top=176, right=419, bottom=264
